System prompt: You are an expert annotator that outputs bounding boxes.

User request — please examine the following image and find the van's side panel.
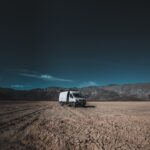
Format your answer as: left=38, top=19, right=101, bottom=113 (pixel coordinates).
left=59, top=91, right=68, bottom=102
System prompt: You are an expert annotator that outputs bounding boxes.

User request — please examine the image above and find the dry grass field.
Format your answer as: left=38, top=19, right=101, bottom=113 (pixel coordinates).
left=0, top=101, right=150, bottom=150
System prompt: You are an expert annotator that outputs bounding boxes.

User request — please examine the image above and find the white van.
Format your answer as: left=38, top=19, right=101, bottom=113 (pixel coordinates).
left=59, top=91, right=86, bottom=107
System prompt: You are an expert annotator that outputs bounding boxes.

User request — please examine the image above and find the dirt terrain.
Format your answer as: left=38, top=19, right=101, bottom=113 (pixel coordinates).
left=0, top=101, right=150, bottom=150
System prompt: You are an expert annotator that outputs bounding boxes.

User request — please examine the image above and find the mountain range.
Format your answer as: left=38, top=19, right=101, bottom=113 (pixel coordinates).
left=0, top=83, right=150, bottom=101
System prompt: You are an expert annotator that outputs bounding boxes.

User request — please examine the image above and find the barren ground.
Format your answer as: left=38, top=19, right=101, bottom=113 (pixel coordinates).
left=0, top=101, right=150, bottom=150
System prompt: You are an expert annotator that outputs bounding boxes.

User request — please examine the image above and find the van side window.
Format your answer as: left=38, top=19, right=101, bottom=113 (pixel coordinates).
left=70, top=94, right=73, bottom=98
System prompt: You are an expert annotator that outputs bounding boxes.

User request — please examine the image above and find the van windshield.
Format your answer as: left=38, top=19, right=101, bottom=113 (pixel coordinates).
left=73, top=93, right=82, bottom=98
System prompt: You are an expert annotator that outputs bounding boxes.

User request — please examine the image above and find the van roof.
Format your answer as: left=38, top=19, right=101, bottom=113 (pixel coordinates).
left=70, top=91, right=80, bottom=93
left=60, top=90, right=80, bottom=93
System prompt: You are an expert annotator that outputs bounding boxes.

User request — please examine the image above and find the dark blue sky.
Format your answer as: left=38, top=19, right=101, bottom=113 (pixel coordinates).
left=0, top=1, right=150, bottom=89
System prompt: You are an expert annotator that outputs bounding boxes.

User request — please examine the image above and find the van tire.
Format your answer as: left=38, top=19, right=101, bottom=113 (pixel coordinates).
left=60, top=102, right=64, bottom=106
left=72, top=102, right=76, bottom=107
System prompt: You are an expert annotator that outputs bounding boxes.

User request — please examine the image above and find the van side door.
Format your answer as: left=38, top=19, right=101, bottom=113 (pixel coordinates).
left=69, top=93, right=74, bottom=102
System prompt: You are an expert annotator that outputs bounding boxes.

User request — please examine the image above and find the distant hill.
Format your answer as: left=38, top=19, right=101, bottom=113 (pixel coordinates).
left=80, top=83, right=150, bottom=100
left=0, top=83, right=150, bottom=101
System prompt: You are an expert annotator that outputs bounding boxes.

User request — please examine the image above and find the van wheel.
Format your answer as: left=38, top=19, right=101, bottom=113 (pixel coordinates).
left=68, top=103, right=72, bottom=107
left=81, top=104, right=85, bottom=107
left=60, top=102, right=64, bottom=106
left=72, top=102, right=76, bottom=107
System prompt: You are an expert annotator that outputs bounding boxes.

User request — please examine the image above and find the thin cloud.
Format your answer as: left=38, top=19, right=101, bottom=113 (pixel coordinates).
left=40, top=74, right=74, bottom=82
left=79, top=81, right=98, bottom=87
left=11, top=84, right=25, bottom=89
left=20, top=73, right=39, bottom=78
left=8, top=68, right=39, bottom=74
left=20, top=73, right=74, bottom=83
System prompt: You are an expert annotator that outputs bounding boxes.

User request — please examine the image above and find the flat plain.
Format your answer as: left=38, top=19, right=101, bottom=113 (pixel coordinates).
left=0, top=101, right=150, bottom=150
